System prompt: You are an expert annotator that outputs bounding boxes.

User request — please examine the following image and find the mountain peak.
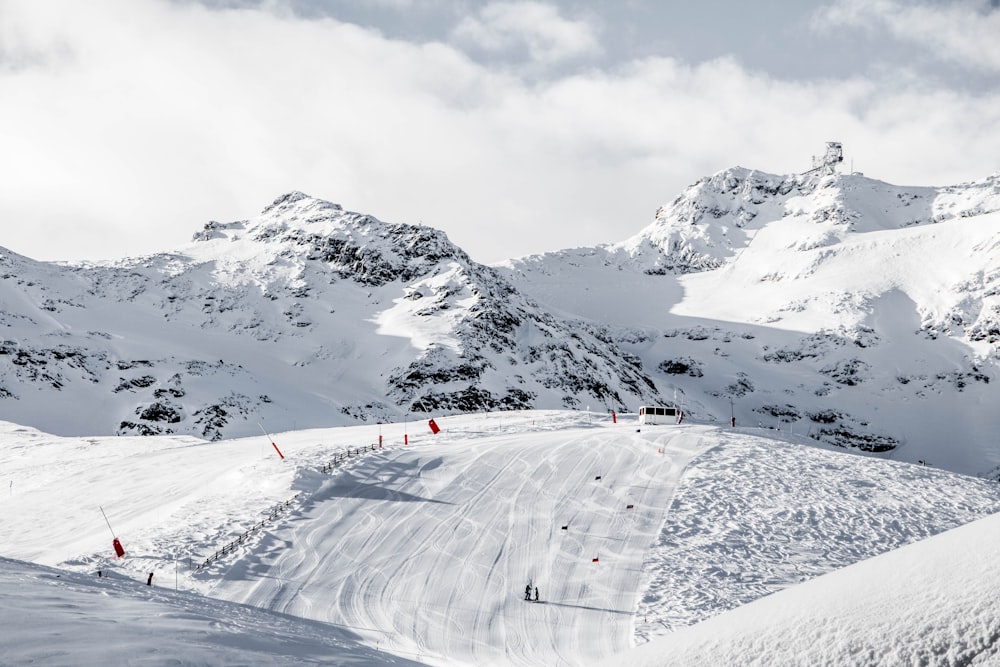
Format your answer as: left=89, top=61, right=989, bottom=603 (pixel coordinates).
left=613, top=166, right=1000, bottom=276
left=261, top=191, right=344, bottom=217
left=191, top=192, right=347, bottom=244
left=610, top=166, right=806, bottom=274
left=7, top=166, right=1000, bottom=475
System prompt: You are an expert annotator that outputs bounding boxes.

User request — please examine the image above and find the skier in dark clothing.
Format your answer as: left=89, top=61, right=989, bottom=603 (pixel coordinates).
left=534, top=586, right=539, bottom=602
left=525, top=583, right=532, bottom=601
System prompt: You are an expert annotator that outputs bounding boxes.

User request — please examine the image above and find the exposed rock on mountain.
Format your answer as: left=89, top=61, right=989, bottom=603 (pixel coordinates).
left=0, top=192, right=660, bottom=440
left=499, top=168, right=1000, bottom=474
left=6, top=166, right=1000, bottom=475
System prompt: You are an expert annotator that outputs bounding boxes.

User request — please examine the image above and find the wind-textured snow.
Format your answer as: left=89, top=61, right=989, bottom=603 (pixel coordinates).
left=613, top=509, right=1000, bottom=667
left=0, top=556, right=424, bottom=666
left=3, top=412, right=1000, bottom=665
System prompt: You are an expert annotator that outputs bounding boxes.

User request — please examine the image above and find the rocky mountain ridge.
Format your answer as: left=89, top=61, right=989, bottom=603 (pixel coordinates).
left=498, top=168, right=1000, bottom=475
left=4, top=168, right=1000, bottom=475
left=0, top=191, right=660, bottom=441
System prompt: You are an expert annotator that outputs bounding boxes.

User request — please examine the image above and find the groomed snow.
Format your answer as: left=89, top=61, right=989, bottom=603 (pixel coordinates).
left=2, top=411, right=1000, bottom=665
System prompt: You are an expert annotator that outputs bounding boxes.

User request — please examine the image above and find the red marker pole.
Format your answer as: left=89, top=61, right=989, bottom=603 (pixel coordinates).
left=258, top=423, right=285, bottom=460
left=100, top=505, right=125, bottom=558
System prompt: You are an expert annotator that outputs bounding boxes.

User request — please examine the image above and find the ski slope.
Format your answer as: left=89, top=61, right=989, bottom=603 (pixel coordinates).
left=3, top=411, right=1000, bottom=665
left=205, top=415, right=712, bottom=665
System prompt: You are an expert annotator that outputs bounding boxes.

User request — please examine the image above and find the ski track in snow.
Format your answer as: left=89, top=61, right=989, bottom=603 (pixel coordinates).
left=4, top=411, right=1000, bottom=665
left=206, top=414, right=710, bottom=666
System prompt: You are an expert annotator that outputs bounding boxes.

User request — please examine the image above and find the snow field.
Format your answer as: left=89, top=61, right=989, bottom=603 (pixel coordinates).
left=615, top=508, right=1000, bottom=667
left=636, top=432, right=1000, bottom=640
left=4, top=410, right=1000, bottom=665
left=0, top=556, right=427, bottom=666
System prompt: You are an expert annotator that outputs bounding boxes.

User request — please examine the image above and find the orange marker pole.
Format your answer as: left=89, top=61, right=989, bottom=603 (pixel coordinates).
left=258, top=423, right=285, bottom=460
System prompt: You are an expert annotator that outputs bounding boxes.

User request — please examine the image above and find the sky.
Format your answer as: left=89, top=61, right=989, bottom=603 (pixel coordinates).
left=2, top=0, right=1000, bottom=265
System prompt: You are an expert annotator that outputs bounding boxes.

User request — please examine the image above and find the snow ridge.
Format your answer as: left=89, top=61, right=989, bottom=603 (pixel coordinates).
left=5, top=167, right=1000, bottom=475
left=500, top=167, right=1000, bottom=476
left=0, top=193, right=661, bottom=441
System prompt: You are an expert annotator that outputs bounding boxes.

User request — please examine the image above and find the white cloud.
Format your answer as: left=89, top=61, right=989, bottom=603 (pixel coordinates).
left=450, top=1, right=602, bottom=66
left=815, top=0, right=1000, bottom=72
left=0, top=0, right=998, bottom=266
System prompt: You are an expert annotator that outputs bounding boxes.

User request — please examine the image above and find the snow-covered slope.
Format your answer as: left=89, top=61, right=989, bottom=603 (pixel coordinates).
left=609, top=509, right=1000, bottom=667
left=6, top=166, right=1000, bottom=477
left=8, top=164, right=1000, bottom=665
left=500, top=169, right=1000, bottom=476
left=0, top=192, right=659, bottom=441
left=2, top=413, right=1000, bottom=665
left=0, top=556, right=421, bottom=666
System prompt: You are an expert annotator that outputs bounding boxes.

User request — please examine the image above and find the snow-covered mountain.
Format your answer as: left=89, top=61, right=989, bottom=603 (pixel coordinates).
left=8, top=163, right=1000, bottom=665
left=500, top=167, right=1000, bottom=476
left=5, top=165, right=1000, bottom=477
left=0, top=192, right=658, bottom=441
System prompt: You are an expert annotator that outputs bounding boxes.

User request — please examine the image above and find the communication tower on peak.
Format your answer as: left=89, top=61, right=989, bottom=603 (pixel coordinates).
left=804, top=142, right=844, bottom=176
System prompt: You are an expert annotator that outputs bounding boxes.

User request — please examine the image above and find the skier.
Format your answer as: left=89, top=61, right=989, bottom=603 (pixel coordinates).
left=525, top=583, right=532, bottom=601
left=534, top=586, right=539, bottom=602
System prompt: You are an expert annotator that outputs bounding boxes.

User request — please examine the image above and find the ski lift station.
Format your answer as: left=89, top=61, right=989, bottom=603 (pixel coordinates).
left=803, top=142, right=844, bottom=176
left=638, top=405, right=680, bottom=425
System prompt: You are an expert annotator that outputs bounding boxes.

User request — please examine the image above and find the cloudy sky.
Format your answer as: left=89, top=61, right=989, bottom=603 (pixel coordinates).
left=3, top=0, right=999, bottom=265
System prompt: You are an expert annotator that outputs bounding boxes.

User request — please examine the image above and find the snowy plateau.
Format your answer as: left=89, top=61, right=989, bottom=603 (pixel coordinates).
left=4, top=164, right=1000, bottom=665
